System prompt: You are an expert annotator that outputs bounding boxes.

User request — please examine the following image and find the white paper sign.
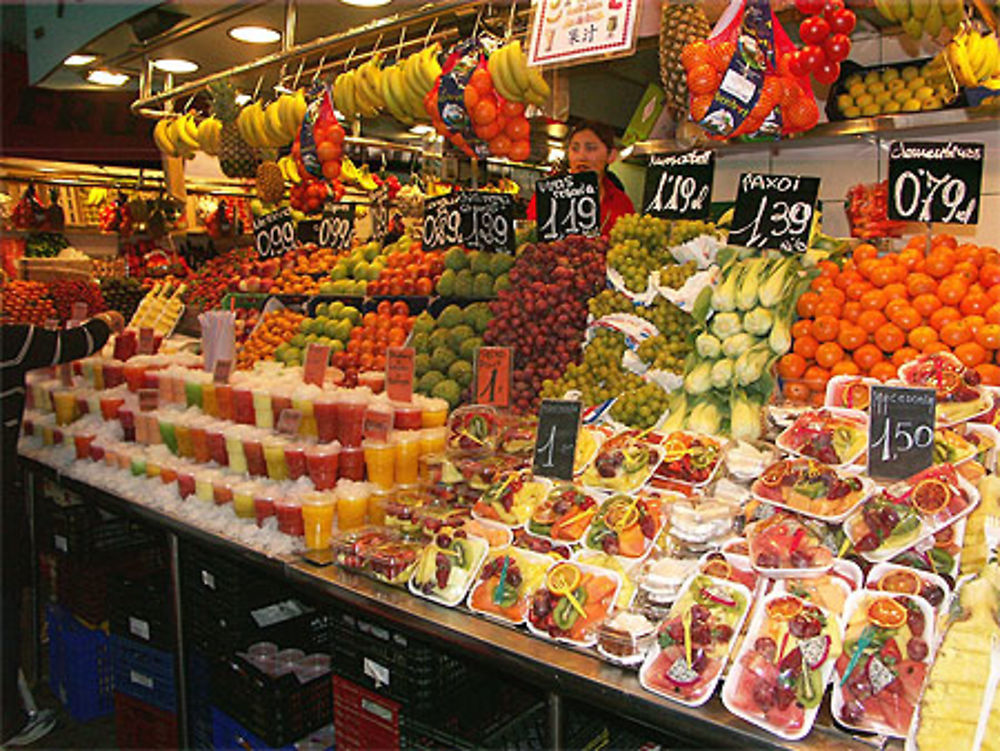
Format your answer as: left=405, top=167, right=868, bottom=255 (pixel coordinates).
left=528, top=0, right=639, bottom=68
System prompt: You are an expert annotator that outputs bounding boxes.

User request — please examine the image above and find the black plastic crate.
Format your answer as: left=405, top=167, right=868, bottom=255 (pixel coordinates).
left=330, top=610, right=469, bottom=717
left=186, top=649, right=213, bottom=750
left=211, top=652, right=333, bottom=748
left=185, top=597, right=332, bottom=657
left=55, top=547, right=166, bottom=626
left=109, top=573, right=174, bottom=652
left=44, top=500, right=157, bottom=559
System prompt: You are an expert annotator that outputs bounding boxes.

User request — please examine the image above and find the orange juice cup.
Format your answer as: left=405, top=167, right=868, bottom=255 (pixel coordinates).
left=99, top=396, right=125, bottom=421
left=419, top=427, right=448, bottom=456
left=175, top=422, right=194, bottom=458
left=52, top=390, right=78, bottom=426
left=74, top=433, right=95, bottom=460
left=215, top=384, right=234, bottom=421
left=336, top=483, right=370, bottom=531
left=369, top=488, right=392, bottom=525
left=363, top=438, right=396, bottom=490
left=420, top=398, right=449, bottom=428
left=393, top=432, right=421, bottom=486
left=124, top=362, right=147, bottom=392
left=201, top=382, right=218, bottom=417
left=301, top=492, right=337, bottom=549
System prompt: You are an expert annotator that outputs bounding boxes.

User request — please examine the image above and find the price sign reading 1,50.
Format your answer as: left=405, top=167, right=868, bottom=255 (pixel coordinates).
left=727, top=173, right=820, bottom=254
left=536, top=171, right=600, bottom=242
left=867, top=385, right=937, bottom=481
left=254, top=207, right=296, bottom=259
left=888, top=141, right=984, bottom=225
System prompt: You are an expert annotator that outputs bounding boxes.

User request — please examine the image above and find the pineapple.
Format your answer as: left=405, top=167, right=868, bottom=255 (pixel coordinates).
left=255, top=161, right=285, bottom=204
left=659, top=1, right=712, bottom=115
left=209, top=79, right=258, bottom=179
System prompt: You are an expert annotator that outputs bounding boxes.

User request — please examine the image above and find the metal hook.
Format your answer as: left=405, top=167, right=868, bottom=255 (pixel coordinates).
left=312, top=54, right=327, bottom=84
left=345, top=46, right=357, bottom=69
left=372, top=33, right=383, bottom=55
left=292, top=58, right=305, bottom=89
left=182, top=95, right=195, bottom=113
left=396, top=25, right=406, bottom=62
left=424, top=18, right=438, bottom=47
left=506, top=2, right=517, bottom=41
left=252, top=75, right=264, bottom=101
left=472, top=6, right=483, bottom=38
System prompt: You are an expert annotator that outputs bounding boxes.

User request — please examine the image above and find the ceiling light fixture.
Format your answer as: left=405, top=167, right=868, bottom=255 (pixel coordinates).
left=64, top=54, right=97, bottom=67
left=339, top=0, right=392, bottom=8
left=228, top=25, right=281, bottom=44
left=87, top=70, right=129, bottom=86
left=409, top=124, right=435, bottom=136
left=153, top=58, right=199, bottom=74
left=234, top=93, right=252, bottom=106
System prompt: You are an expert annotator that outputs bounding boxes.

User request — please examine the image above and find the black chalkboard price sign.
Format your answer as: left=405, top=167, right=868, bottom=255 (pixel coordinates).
left=423, top=192, right=515, bottom=253
left=728, top=172, right=820, bottom=253
left=868, top=385, right=937, bottom=481
left=370, top=186, right=389, bottom=242
left=318, top=202, right=356, bottom=249
left=535, top=171, right=600, bottom=241
left=643, top=150, right=715, bottom=220
left=422, top=193, right=463, bottom=250
left=887, top=141, right=983, bottom=225
left=254, top=207, right=296, bottom=259
left=532, top=399, right=583, bottom=481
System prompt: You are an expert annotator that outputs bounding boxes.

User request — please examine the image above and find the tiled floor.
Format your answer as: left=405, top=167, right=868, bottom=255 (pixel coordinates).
left=17, top=679, right=117, bottom=750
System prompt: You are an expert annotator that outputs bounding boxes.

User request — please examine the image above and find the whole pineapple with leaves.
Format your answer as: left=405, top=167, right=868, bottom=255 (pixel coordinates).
left=255, top=161, right=285, bottom=204
left=659, top=1, right=712, bottom=114
left=209, top=79, right=258, bottom=178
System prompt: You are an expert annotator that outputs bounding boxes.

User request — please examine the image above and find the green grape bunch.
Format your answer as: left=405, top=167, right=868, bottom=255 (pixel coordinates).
left=588, top=290, right=636, bottom=319
left=659, top=261, right=698, bottom=290
left=636, top=334, right=688, bottom=374
left=668, top=219, right=723, bottom=246
left=608, top=239, right=657, bottom=293
left=610, top=381, right=670, bottom=429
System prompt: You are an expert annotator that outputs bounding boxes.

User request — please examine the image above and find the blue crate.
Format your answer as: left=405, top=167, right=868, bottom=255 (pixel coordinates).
left=110, top=634, right=177, bottom=712
left=46, top=603, right=113, bottom=722
left=210, top=708, right=334, bottom=751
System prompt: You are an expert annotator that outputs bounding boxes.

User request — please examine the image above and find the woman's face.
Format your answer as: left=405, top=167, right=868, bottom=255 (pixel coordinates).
left=568, top=129, right=613, bottom=176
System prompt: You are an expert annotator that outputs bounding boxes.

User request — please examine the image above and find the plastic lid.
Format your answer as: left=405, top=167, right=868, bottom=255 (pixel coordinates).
left=306, top=442, right=341, bottom=456
left=336, top=480, right=374, bottom=501
left=300, top=491, right=336, bottom=507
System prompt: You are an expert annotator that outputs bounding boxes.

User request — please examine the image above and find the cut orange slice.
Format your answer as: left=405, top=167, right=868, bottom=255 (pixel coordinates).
left=702, top=558, right=732, bottom=580
left=911, top=478, right=951, bottom=516
left=845, top=381, right=870, bottom=410
left=547, top=562, right=582, bottom=594
left=606, top=498, right=640, bottom=532
left=933, top=525, right=955, bottom=548
left=867, top=597, right=908, bottom=629
left=761, top=461, right=789, bottom=487
left=878, top=570, right=922, bottom=595
left=766, top=595, right=804, bottom=621
left=662, top=437, right=689, bottom=462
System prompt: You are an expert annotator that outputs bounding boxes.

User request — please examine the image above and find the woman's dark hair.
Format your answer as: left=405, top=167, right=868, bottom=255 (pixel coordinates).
left=568, top=120, right=617, bottom=152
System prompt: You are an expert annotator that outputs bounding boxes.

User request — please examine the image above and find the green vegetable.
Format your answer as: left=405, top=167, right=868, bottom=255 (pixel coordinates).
left=711, top=311, right=743, bottom=339
left=735, top=344, right=772, bottom=386
left=686, top=398, right=724, bottom=435
left=759, top=256, right=796, bottom=308
left=722, top=332, right=757, bottom=359
left=710, top=358, right=733, bottom=389
left=711, top=265, right=741, bottom=312
left=684, top=361, right=714, bottom=396
left=696, top=333, right=722, bottom=359
left=661, top=392, right=688, bottom=431
left=743, top=307, right=774, bottom=336
left=730, top=392, right=763, bottom=441
left=769, top=316, right=792, bottom=355
left=737, top=258, right=768, bottom=311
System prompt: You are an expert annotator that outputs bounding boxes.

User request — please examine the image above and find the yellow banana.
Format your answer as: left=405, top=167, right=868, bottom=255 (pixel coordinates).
left=527, top=64, right=551, bottom=101
left=947, top=37, right=979, bottom=87
left=873, top=0, right=896, bottom=22
left=153, top=118, right=178, bottom=156
left=418, top=44, right=442, bottom=90
left=923, top=1, right=943, bottom=36
left=910, top=0, right=928, bottom=21
left=489, top=46, right=521, bottom=101
left=263, top=101, right=288, bottom=145
left=174, top=113, right=200, bottom=151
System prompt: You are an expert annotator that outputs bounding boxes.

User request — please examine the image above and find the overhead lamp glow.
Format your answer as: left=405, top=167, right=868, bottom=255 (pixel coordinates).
left=64, top=54, right=97, bottom=67
left=409, top=124, right=435, bottom=136
left=228, top=25, right=281, bottom=44
left=234, top=93, right=252, bottom=106
left=339, top=0, right=392, bottom=8
left=153, top=58, right=199, bottom=74
left=87, top=70, right=129, bottom=86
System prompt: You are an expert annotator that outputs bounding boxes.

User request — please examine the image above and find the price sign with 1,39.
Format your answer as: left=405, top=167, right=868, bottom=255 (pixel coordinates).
left=473, top=347, right=512, bottom=409
left=643, top=150, right=714, bottom=220
left=727, top=172, right=820, bottom=253
left=536, top=171, right=600, bottom=242
left=887, top=141, right=983, bottom=225
left=254, top=207, right=296, bottom=259
left=532, top=399, right=583, bottom=481
left=867, top=385, right=936, bottom=481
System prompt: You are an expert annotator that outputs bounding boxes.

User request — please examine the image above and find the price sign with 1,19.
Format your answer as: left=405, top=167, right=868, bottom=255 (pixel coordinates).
left=532, top=399, right=583, bottom=481
left=318, top=202, right=356, bottom=248
left=254, top=207, right=296, bottom=259
left=727, top=172, right=820, bottom=253
left=887, top=141, right=983, bottom=225
left=536, top=171, right=600, bottom=242
left=867, top=385, right=936, bottom=481
left=643, top=150, right=714, bottom=220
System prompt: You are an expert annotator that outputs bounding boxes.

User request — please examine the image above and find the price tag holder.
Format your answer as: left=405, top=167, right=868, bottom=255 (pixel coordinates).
left=887, top=141, right=983, bottom=225
left=532, top=399, right=582, bottom=481
left=315, top=202, right=356, bottom=248
left=728, top=172, right=820, bottom=253
left=138, top=327, right=154, bottom=355
left=371, top=187, right=390, bottom=242
left=303, top=344, right=329, bottom=387
left=473, top=347, right=512, bottom=409
left=213, top=359, right=232, bottom=384
left=385, top=347, right=415, bottom=402
left=277, top=408, right=303, bottom=435
left=867, top=385, right=936, bottom=481
left=363, top=409, right=393, bottom=442
left=643, top=150, right=714, bottom=220
left=253, top=207, right=296, bottom=259
left=535, top=171, right=601, bottom=241
left=423, top=192, right=515, bottom=254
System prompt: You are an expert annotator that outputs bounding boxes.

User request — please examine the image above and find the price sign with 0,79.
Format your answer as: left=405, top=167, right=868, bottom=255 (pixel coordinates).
left=867, top=385, right=936, bottom=481
left=254, top=207, right=296, bottom=259
left=727, top=173, right=820, bottom=254
left=535, top=171, right=600, bottom=242
left=887, top=141, right=983, bottom=225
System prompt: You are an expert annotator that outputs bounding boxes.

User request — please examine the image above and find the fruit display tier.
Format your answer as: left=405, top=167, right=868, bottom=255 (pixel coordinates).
left=18, top=456, right=879, bottom=751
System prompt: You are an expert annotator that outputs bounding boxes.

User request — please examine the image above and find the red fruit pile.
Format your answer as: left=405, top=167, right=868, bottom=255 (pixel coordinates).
left=0, top=281, right=57, bottom=325
left=792, top=0, right=856, bottom=86
left=367, top=246, right=444, bottom=296
left=290, top=178, right=333, bottom=215
left=182, top=245, right=257, bottom=310
left=334, top=301, right=414, bottom=386
left=46, top=280, right=106, bottom=322
left=484, top=236, right=608, bottom=413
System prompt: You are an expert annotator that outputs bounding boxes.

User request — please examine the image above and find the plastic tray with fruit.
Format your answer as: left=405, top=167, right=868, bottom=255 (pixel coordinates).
left=460, top=518, right=513, bottom=550
left=958, top=421, right=999, bottom=473
left=467, top=546, right=552, bottom=625
left=471, top=470, right=552, bottom=527
left=775, top=408, right=869, bottom=468
left=824, top=375, right=879, bottom=412
left=844, top=464, right=979, bottom=562
left=895, top=352, right=992, bottom=427
left=408, top=529, right=488, bottom=607
left=932, top=427, right=979, bottom=467
left=447, top=405, right=499, bottom=456
left=652, top=431, right=724, bottom=488
left=639, top=574, right=752, bottom=708
left=573, top=549, right=639, bottom=611
left=773, top=566, right=856, bottom=616
left=751, top=457, right=875, bottom=524
left=444, top=453, right=527, bottom=493
left=889, top=518, right=966, bottom=585
left=825, top=58, right=964, bottom=123
left=865, top=562, right=950, bottom=618
left=411, top=501, right=471, bottom=537
left=697, top=551, right=760, bottom=594
left=746, top=512, right=836, bottom=578
left=511, top=527, right=573, bottom=560
left=583, top=492, right=664, bottom=561
left=331, top=526, right=426, bottom=587
left=722, top=594, right=843, bottom=741
left=573, top=426, right=604, bottom=475
left=832, top=590, right=935, bottom=739
left=525, top=560, right=621, bottom=648
left=383, top=488, right=433, bottom=536
left=526, top=484, right=601, bottom=544
left=580, top=430, right=664, bottom=495
left=596, top=608, right=658, bottom=667
left=496, top=413, right=538, bottom=458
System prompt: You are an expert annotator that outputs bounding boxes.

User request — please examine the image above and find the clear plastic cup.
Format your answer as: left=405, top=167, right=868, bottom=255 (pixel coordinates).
left=336, top=392, right=368, bottom=448
left=99, top=395, right=125, bottom=421
left=177, top=470, right=196, bottom=499
left=232, top=386, right=255, bottom=425
left=160, top=463, right=177, bottom=485
left=124, top=362, right=147, bottom=392
left=88, top=441, right=106, bottom=463
left=190, top=420, right=211, bottom=464
left=274, top=498, right=304, bottom=536
left=130, top=454, right=147, bottom=477
left=420, top=397, right=449, bottom=428
left=339, top=446, right=365, bottom=481
left=419, top=427, right=448, bottom=456
left=313, top=395, right=340, bottom=444
left=364, top=401, right=395, bottom=436
left=201, top=381, right=218, bottom=418
left=392, top=401, right=423, bottom=431
left=174, top=418, right=194, bottom=459
left=74, top=433, right=95, bottom=460
left=75, top=395, right=90, bottom=416
left=292, top=396, right=317, bottom=438
left=306, top=443, right=340, bottom=490
left=159, top=416, right=179, bottom=454
left=184, top=376, right=204, bottom=409
left=358, top=371, right=384, bottom=394
left=394, top=432, right=421, bottom=485
left=284, top=441, right=308, bottom=480
left=118, top=407, right=137, bottom=443
left=225, top=431, right=247, bottom=473
left=254, top=489, right=278, bottom=526
left=207, top=426, right=228, bottom=466
left=145, top=458, right=161, bottom=479
left=252, top=389, right=273, bottom=429
left=102, top=360, right=124, bottom=389
left=336, top=482, right=371, bottom=531
left=363, top=438, right=396, bottom=490
left=369, top=488, right=392, bottom=525
left=213, top=476, right=234, bottom=506
left=262, top=436, right=289, bottom=481
left=270, top=394, right=293, bottom=427
left=232, top=481, right=257, bottom=519
left=215, top=384, right=234, bottom=421
left=243, top=435, right=267, bottom=478
left=194, top=469, right=218, bottom=502
left=301, top=492, right=337, bottom=550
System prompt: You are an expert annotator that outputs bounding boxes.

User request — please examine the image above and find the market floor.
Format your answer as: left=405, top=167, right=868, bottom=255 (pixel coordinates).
left=13, top=683, right=116, bottom=750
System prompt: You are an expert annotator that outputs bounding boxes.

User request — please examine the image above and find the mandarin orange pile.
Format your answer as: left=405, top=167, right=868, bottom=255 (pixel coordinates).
left=342, top=300, right=414, bottom=372
left=780, top=236, right=1000, bottom=405
left=236, top=309, right=306, bottom=370
left=269, top=268, right=322, bottom=295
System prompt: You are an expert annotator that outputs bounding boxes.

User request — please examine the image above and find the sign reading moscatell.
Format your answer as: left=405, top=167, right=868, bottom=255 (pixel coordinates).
left=887, top=141, right=983, bottom=225
left=643, top=150, right=715, bottom=220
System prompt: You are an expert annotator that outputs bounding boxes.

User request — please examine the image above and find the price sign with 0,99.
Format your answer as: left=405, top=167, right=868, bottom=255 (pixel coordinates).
left=728, top=173, right=820, bottom=254
left=888, top=141, right=983, bottom=225
left=318, top=202, right=356, bottom=249
left=254, top=207, right=296, bottom=259
left=370, top=187, right=390, bottom=242
left=867, top=385, right=936, bottom=481
left=535, top=171, right=600, bottom=242
left=643, top=150, right=714, bottom=220
left=421, top=194, right=463, bottom=251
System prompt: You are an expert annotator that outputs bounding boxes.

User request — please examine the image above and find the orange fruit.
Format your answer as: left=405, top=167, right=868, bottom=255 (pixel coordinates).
left=792, top=319, right=814, bottom=340
left=912, top=293, right=942, bottom=318
left=838, top=323, right=867, bottom=351
left=907, top=273, right=938, bottom=297
left=929, top=306, right=961, bottom=331
left=908, top=326, right=938, bottom=351
left=869, top=361, right=898, bottom=381
left=924, top=253, right=956, bottom=278
left=955, top=341, right=988, bottom=368
left=874, top=323, right=906, bottom=353
left=986, top=304, right=1000, bottom=325
left=976, top=323, right=1000, bottom=350
left=888, top=305, right=921, bottom=331
left=853, top=343, right=883, bottom=371
left=858, top=310, right=887, bottom=334
left=778, top=353, right=808, bottom=379
left=853, top=244, right=879, bottom=264
left=796, top=292, right=820, bottom=318
left=940, top=320, right=973, bottom=347
left=892, top=347, right=919, bottom=368
left=883, top=283, right=908, bottom=302
left=816, top=342, right=845, bottom=369
left=784, top=381, right=811, bottom=404
left=814, top=299, right=843, bottom=318
left=960, top=291, right=991, bottom=317
left=843, top=301, right=863, bottom=323
left=845, top=281, right=871, bottom=301
left=924, top=341, right=952, bottom=355
left=793, top=335, right=819, bottom=360
left=811, top=315, right=840, bottom=342
left=937, top=278, right=968, bottom=306
left=803, top=365, right=830, bottom=392
left=860, top=289, right=887, bottom=311
left=976, top=363, right=1000, bottom=386
left=954, top=260, right=980, bottom=283
left=878, top=570, right=922, bottom=595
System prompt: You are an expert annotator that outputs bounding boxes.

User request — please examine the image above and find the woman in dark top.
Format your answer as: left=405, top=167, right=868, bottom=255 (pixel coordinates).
left=1, top=311, right=123, bottom=745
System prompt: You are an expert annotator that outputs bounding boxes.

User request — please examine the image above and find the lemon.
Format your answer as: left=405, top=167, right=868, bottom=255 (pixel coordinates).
left=882, top=68, right=900, bottom=82
left=902, top=98, right=922, bottom=112
left=893, top=88, right=913, bottom=103
left=848, top=83, right=868, bottom=98
left=887, top=78, right=906, bottom=91
left=906, top=76, right=927, bottom=90
left=875, top=91, right=894, bottom=104
left=855, top=93, right=875, bottom=107
left=864, top=71, right=881, bottom=85
left=881, top=100, right=902, bottom=114
left=845, top=74, right=863, bottom=88
left=837, top=94, right=855, bottom=110
left=914, top=86, right=935, bottom=101
left=868, top=82, right=887, bottom=94
left=843, top=106, right=862, bottom=118
left=861, top=103, right=882, bottom=116
left=901, top=66, right=920, bottom=81
left=922, top=97, right=943, bottom=110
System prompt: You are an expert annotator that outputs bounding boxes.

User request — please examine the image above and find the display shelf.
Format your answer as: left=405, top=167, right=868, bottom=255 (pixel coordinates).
left=20, top=453, right=890, bottom=751
left=626, top=103, right=1000, bottom=161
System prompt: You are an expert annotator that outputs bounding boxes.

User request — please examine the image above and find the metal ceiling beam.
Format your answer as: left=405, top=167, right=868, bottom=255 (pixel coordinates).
left=131, top=0, right=489, bottom=117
